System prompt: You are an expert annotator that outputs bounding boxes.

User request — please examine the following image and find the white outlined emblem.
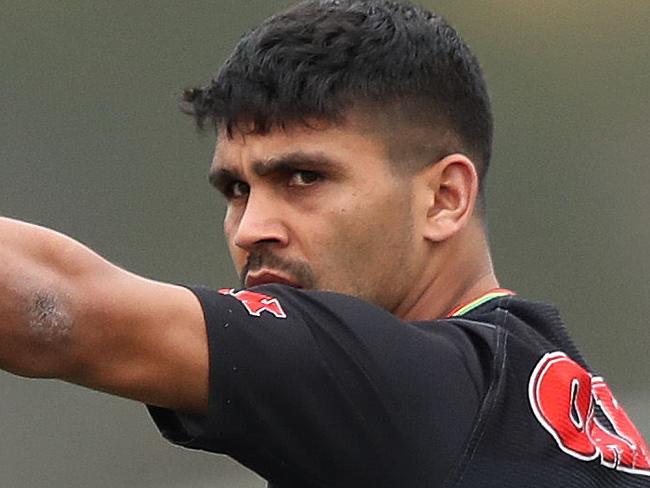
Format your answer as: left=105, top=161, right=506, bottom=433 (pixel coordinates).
left=219, top=288, right=287, bottom=319
left=529, top=351, right=650, bottom=476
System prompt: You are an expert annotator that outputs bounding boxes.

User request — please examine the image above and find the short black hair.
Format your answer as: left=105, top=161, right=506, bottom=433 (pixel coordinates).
left=183, top=0, right=493, bottom=188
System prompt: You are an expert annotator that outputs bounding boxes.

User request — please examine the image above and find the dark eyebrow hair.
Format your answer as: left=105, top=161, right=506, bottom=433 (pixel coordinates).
left=208, top=150, right=344, bottom=191
left=208, top=167, right=240, bottom=194
left=251, top=150, right=342, bottom=177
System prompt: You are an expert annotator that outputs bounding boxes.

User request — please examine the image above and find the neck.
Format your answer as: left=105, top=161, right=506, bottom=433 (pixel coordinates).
left=394, top=221, right=500, bottom=321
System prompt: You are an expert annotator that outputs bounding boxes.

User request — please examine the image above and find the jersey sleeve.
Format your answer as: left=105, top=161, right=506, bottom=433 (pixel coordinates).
left=147, top=284, right=492, bottom=487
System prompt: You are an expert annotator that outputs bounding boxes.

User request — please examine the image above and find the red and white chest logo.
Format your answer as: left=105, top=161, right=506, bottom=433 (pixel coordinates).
left=529, top=351, right=650, bottom=476
left=218, top=288, right=287, bottom=319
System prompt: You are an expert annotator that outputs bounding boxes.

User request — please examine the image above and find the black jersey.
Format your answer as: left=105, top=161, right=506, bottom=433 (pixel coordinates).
left=147, top=285, right=650, bottom=487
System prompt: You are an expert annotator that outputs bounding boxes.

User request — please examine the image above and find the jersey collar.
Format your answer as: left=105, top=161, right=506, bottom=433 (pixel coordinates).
left=446, top=288, right=516, bottom=318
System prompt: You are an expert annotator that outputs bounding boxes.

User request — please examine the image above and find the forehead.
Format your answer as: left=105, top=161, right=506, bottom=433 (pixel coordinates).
left=211, top=115, right=391, bottom=172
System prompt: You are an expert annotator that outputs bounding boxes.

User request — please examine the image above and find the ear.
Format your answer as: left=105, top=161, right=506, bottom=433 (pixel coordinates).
left=417, top=153, right=479, bottom=242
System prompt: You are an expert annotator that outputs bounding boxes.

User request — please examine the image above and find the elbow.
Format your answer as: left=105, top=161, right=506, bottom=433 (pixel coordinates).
left=28, top=288, right=73, bottom=346
left=7, top=288, right=76, bottom=379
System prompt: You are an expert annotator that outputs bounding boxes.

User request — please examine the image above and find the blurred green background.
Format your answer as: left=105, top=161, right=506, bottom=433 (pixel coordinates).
left=1, top=1, right=648, bottom=487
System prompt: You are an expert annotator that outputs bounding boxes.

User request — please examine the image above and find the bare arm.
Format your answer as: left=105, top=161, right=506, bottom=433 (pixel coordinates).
left=0, top=217, right=208, bottom=414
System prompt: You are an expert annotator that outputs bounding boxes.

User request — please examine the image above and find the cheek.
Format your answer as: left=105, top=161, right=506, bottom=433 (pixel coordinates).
left=317, top=198, right=408, bottom=272
left=335, top=195, right=414, bottom=274
left=222, top=207, right=245, bottom=267
left=223, top=212, right=234, bottom=241
left=223, top=203, right=246, bottom=244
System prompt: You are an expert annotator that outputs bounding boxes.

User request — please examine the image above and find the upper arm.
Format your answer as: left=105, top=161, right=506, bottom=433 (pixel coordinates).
left=1, top=218, right=209, bottom=414
left=67, top=265, right=209, bottom=414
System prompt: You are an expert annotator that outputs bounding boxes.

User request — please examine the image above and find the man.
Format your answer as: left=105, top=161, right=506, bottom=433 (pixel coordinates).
left=1, top=0, right=648, bottom=487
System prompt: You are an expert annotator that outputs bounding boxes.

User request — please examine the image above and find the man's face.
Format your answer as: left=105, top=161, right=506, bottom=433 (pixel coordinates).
left=210, top=117, right=425, bottom=313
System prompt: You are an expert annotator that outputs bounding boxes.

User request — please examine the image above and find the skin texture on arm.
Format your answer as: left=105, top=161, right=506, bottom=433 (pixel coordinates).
left=0, top=217, right=209, bottom=414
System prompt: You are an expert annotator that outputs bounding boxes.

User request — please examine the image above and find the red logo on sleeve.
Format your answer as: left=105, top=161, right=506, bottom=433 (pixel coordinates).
left=529, top=351, right=650, bottom=476
left=219, top=288, right=287, bottom=319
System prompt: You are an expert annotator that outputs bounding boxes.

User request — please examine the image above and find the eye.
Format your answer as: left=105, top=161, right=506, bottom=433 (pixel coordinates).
left=288, top=170, right=321, bottom=187
left=228, top=181, right=250, bottom=198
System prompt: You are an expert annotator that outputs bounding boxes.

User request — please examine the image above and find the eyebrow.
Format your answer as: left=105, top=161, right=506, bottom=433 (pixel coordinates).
left=208, top=150, right=344, bottom=191
left=209, top=167, right=240, bottom=194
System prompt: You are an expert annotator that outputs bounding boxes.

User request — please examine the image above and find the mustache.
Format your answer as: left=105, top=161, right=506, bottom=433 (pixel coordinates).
left=241, top=252, right=316, bottom=289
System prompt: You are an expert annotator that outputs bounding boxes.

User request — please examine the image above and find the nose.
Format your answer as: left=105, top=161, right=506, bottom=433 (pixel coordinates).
left=232, top=191, right=289, bottom=251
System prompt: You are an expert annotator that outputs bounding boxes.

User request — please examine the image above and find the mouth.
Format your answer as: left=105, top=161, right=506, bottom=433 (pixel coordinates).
left=245, top=270, right=302, bottom=289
